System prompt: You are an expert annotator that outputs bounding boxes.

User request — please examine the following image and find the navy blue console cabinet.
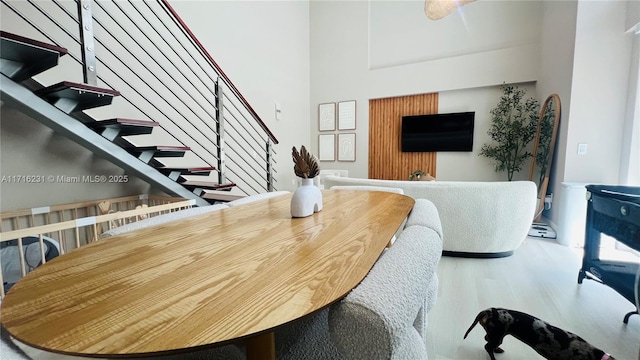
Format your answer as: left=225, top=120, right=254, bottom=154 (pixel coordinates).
left=578, top=185, right=640, bottom=323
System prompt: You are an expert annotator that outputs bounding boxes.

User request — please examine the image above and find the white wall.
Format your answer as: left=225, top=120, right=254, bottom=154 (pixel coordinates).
left=544, top=0, right=632, bottom=225
left=536, top=0, right=578, bottom=222
left=309, top=1, right=369, bottom=178
left=626, top=0, right=640, bottom=33
left=620, top=36, right=640, bottom=186
left=310, top=0, right=542, bottom=180
left=565, top=0, right=631, bottom=184
left=0, top=107, right=150, bottom=210
left=168, top=1, right=311, bottom=192
left=369, top=0, right=541, bottom=70
left=438, top=83, right=537, bottom=181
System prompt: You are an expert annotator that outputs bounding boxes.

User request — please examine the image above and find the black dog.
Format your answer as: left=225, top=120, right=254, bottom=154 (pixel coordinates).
left=464, top=307, right=614, bottom=360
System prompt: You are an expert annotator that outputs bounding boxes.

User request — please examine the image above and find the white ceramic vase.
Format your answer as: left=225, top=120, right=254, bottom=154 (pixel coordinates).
left=291, top=178, right=323, bottom=218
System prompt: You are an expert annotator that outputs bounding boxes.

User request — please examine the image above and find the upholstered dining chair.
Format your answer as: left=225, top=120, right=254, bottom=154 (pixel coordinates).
left=225, top=191, right=290, bottom=207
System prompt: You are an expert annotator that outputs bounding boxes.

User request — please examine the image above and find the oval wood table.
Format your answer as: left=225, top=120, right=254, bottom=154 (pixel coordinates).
left=1, top=190, right=415, bottom=359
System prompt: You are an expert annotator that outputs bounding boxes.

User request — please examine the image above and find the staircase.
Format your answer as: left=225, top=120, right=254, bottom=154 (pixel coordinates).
left=0, top=0, right=279, bottom=205
left=1, top=31, right=237, bottom=206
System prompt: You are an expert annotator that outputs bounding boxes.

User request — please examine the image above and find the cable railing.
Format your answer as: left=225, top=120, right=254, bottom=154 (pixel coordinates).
left=0, top=0, right=278, bottom=195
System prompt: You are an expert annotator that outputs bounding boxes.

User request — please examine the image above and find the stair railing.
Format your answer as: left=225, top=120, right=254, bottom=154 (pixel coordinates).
left=1, top=0, right=278, bottom=195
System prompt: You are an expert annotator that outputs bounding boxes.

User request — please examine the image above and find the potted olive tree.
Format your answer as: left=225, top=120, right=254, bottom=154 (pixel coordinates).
left=480, top=84, right=539, bottom=181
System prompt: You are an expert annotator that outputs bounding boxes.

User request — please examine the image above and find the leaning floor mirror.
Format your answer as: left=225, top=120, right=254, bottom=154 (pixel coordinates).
left=529, top=94, right=561, bottom=228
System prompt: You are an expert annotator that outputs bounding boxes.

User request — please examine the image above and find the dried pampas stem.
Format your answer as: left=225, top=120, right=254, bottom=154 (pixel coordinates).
left=292, top=145, right=320, bottom=179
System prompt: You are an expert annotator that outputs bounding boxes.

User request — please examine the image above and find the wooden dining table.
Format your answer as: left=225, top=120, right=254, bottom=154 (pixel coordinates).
left=0, top=190, right=415, bottom=359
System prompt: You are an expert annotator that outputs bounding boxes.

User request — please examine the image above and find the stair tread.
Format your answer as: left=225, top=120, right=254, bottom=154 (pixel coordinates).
left=201, top=191, right=245, bottom=202
left=157, top=166, right=217, bottom=173
left=34, top=81, right=120, bottom=113
left=1, top=31, right=68, bottom=55
left=182, top=181, right=236, bottom=190
left=35, top=81, right=120, bottom=97
left=1, top=31, right=68, bottom=81
left=124, top=145, right=190, bottom=160
left=126, top=145, right=191, bottom=151
left=86, top=118, right=160, bottom=128
left=156, top=166, right=217, bottom=182
left=86, top=118, right=159, bottom=137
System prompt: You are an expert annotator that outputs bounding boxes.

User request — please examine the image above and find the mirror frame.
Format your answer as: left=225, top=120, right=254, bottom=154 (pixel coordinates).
left=529, top=94, right=561, bottom=222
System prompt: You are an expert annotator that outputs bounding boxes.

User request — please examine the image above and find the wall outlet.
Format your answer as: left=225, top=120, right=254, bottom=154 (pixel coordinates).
left=577, top=143, right=588, bottom=155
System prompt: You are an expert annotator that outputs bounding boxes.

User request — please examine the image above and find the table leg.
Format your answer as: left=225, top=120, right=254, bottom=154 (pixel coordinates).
left=246, top=331, right=275, bottom=360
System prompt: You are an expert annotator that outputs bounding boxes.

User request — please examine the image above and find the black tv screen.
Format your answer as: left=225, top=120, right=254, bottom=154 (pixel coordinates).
left=401, top=112, right=474, bottom=152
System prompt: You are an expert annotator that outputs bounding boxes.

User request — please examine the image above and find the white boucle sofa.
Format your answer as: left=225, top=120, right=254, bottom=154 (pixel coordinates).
left=324, top=175, right=537, bottom=257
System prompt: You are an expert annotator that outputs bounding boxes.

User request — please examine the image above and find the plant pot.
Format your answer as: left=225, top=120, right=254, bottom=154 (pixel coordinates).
left=291, top=178, right=323, bottom=218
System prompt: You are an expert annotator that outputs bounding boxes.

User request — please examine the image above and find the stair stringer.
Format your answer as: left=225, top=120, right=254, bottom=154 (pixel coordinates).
left=1, top=73, right=210, bottom=207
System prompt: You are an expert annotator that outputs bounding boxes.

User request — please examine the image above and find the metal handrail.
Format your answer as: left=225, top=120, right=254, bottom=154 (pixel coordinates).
left=160, top=0, right=279, bottom=145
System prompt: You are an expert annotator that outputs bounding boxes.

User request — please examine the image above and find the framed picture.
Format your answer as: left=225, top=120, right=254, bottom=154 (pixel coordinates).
left=338, top=133, right=356, bottom=162
left=338, top=100, right=356, bottom=130
left=318, top=102, right=336, bottom=131
left=318, top=134, right=335, bottom=161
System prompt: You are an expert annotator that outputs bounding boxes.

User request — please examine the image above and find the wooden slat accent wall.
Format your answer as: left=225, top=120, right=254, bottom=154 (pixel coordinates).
left=369, top=93, right=438, bottom=180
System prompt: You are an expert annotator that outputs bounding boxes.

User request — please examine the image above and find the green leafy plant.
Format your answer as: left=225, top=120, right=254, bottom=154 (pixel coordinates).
left=480, top=84, right=539, bottom=181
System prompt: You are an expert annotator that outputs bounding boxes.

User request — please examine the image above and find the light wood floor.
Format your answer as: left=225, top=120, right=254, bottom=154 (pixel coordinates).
left=426, top=237, right=640, bottom=360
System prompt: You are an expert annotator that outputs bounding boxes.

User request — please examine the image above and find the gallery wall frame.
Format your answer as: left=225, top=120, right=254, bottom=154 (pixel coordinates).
left=338, top=133, right=356, bottom=162
left=318, top=102, right=336, bottom=131
left=338, top=100, right=356, bottom=130
left=318, top=134, right=336, bottom=161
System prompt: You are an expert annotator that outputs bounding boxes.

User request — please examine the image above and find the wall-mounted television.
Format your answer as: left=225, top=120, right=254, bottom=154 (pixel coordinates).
left=401, top=112, right=474, bottom=152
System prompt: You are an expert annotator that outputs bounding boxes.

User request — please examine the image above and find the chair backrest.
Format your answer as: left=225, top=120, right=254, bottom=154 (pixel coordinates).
left=226, top=191, right=290, bottom=207
left=328, top=201, right=442, bottom=360
left=318, top=170, right=349, bottom=189
left=329, top=185, right=404, bottom=194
